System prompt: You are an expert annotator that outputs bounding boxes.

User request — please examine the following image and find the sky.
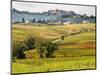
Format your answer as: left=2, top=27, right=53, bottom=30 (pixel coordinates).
left=12, top=1, right=96, bottom=16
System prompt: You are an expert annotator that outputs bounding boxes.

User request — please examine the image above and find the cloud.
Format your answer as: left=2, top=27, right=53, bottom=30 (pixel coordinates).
left=12, top=1, right=95, bottom=16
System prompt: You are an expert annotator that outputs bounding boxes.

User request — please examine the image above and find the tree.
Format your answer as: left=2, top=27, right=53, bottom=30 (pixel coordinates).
left=42, top=19, right=46, bottom=23
left=13, top=41, right=26, bottom=59
left=36, top=40, right=58, bottom=58
left=45, top=41, right=58, bottom=58
left=15, top=50, right=25, bottom=59
left=37, top=41, right=46, bottom=58
left=61, top=35, right=64, bottom=40
left=12, top=36, right=35, bottom=59
left=22, top=18, right=25, bottom=23
left=61, top=20, right=63, bottom=25
left=37, top=19, right=42, bottom=23
left=32, top=18, right=36, bottom=23
left=90, top=15, right=95, bottom=18
left=83, top=14, right=88, bottom=18
left=24, top=36, right=35, bottom=50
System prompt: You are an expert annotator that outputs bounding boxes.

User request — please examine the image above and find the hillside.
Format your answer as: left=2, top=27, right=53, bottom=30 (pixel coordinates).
left=12, top=8, right=96, bottom=23
left=12, top=23, right=96, bottom=74
left=12, top=23, right=96, bottom=58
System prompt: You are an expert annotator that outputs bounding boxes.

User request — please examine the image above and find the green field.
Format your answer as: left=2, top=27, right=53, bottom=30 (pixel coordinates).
left=12, top=56, right=95, bottom=74
left=12, top=23, right=96, bottom=74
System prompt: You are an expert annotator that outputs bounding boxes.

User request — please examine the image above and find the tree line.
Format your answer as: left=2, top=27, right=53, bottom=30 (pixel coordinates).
left=21, top=18, right=47, bottom=23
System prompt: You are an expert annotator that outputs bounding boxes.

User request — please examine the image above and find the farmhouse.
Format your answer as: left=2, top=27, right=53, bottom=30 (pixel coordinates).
left=82, top=20, right=90, bottom=23
left=63, top=21, right=72, bottom=25
left=25, top=19, right=32, bottom=23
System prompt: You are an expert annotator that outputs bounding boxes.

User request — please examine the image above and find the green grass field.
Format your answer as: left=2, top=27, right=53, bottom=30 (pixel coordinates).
left=12, top=56, right=95, bottom=74
left=12, top=23, right=96, bottom=74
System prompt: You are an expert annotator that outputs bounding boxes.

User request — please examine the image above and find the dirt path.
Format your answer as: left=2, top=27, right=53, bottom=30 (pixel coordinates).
left=52, top=31, right=82, bottom=43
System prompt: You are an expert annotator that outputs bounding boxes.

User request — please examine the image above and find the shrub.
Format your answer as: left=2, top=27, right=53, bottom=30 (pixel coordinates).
left=12, top=41, right=26, bottom=59
left=36, top=38, right=46, bottom=58
left=15, top=50, right=25, bottom=59
left=36, top=39, right=58, bottom=58
left=61, top=35, right=64, bottom=40
left=45, top=41, right=58, bottom=58
left=24, top=36, right=35, bottom=50
left=13, top=36, right=35, bottom=59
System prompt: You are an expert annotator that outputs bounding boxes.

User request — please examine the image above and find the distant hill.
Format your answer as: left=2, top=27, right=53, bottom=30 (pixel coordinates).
left=12, top=8, right=96, bottom=23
